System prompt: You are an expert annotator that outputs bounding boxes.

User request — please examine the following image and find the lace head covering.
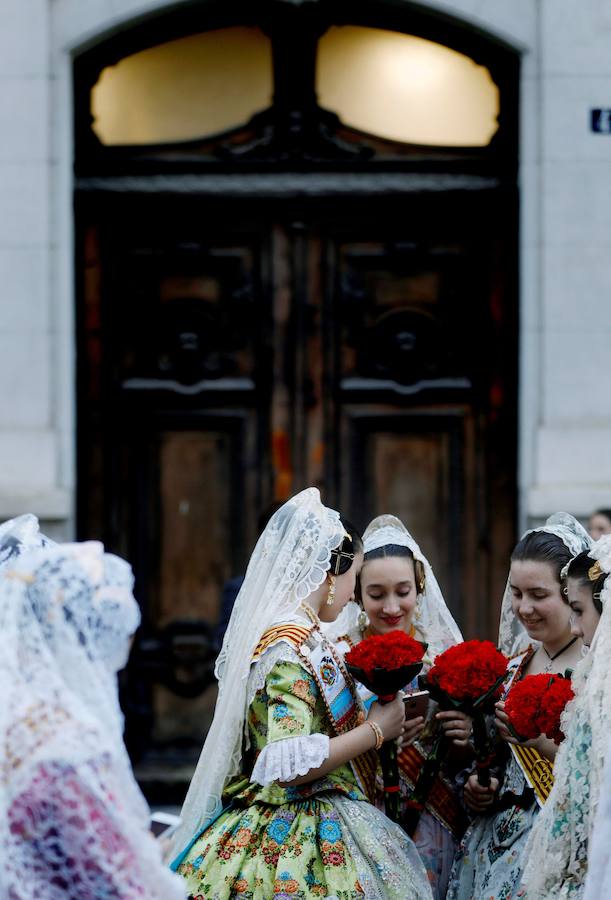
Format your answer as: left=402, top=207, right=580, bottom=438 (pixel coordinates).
left=0, top=513, right=53, bottom=568
left=520, top=534, right=611, bottom=897
left=170, top=487, right=345, bottom=861
left=0, top=541, right=184, bottom=899
left=498, top=512, right=592, bottom=655
left=361, top=514, right=463, bottom=660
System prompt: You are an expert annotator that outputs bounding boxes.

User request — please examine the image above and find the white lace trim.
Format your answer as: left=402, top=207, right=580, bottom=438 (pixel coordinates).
left=251, top=734, right=330, bottom=785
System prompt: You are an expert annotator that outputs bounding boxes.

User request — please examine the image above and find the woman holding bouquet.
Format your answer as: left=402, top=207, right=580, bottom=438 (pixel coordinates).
left=447, top=513, right=591, bottom=900
left=328, top=515, right=468, bottom=898
left=519, top=534, right=611, bottom=897
left=169, top=490, right=432, bottom=900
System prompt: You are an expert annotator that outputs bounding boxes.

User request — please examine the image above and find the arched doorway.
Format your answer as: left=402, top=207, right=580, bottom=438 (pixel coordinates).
left=74, top=0, right=519, bottom=799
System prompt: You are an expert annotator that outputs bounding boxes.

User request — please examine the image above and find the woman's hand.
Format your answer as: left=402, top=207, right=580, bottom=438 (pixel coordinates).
left=495, top=701, right=538, bottom=746
left=368, top=695, right=407, bottom=742
left=397, top=716, right=425, bottom=749
left=494, top=701, right=515, bottom=743
left=436, top=710, right=473, bottom=747
left=464, top=773, right=499, bottom=813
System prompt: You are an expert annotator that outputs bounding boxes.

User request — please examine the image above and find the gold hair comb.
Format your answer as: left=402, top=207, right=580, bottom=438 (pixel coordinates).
left=588, top=560, right=603, bottom=582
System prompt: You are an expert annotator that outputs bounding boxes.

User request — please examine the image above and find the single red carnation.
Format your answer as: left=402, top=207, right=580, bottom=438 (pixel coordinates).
left=426, top=640, right=508, bottom=703
left=504, top=673, right=574, bottom=744
left=345, top=630, right=425, bottom=678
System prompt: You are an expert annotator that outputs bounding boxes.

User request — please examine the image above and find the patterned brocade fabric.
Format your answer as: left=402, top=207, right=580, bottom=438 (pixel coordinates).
left=240, top=660, right=366, bottom=806
left=177, top=660, right=432, bottom=899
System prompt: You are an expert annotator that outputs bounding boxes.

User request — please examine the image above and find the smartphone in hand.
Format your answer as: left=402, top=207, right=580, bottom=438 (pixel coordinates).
left=403, top=690, right=430, bottom=721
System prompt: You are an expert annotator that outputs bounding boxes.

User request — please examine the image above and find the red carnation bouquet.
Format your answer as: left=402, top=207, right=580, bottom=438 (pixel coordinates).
left=345, top=631, right=425, bottom=690
left=423, top=640, right=509, bottom=785
left=403, top=641, right=508, bottom=835
left=425, top=640, right=509, bottom=705
left=345, top=631, right=426, bottom=822
left=504, top=673, right=574, bottom=745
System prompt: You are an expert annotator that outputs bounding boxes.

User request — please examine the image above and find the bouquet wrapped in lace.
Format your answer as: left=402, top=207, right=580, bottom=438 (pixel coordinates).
left=345, top=631, right=426, bottom=822
left=504, top=672, right=574, bottom=745
left=403, top=640, right=509, bottom=834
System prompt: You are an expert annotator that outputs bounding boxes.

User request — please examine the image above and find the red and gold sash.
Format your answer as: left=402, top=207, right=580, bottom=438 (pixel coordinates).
left=504, top=646, right=555, bottom=808
left=251, top=624, right=313, bottom=662
left=397, top=744, right=468, bottom=838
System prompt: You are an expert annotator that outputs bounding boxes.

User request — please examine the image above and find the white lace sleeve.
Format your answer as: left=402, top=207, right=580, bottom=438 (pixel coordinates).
left=251, top=734, right=330, bottom=785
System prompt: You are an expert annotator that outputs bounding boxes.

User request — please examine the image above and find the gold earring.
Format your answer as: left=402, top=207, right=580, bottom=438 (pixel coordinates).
left=327, top=574, right=336, bottom=606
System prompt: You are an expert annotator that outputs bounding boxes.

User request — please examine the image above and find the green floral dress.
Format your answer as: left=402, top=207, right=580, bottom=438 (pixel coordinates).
left=175, top=657, right=432, bottom=899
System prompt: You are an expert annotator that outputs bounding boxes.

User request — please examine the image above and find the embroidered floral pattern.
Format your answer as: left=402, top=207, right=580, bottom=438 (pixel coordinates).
left=178, top=660, right=430, bottom=899
left=291, top=676, right=318, bottom=707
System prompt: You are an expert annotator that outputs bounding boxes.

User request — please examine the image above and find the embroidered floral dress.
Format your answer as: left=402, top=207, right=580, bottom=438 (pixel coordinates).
left=447, top=648, right=543, bottom=900
left=403, top=704, right=467, bottom=899
left=332, top=620, right=465, bottom=899
left=176, top=653, right=432, bottom=900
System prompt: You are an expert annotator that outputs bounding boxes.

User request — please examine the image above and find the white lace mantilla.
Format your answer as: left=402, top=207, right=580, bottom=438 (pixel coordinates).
left=362, top=515, right=463, bottom=661
left=0, top=540, right=184, bottom=900
left=498, top=512, right=592, bottom=655
left=520, top=534, right=611, bottom=898
left=170, top=488, right=346, bottom=862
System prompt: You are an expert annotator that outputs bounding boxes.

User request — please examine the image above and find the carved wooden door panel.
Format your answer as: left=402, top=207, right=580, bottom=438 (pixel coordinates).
left=318, top=192, right=518, bottom=640
left=78, top=197, right=278, bottom=793
left=78, top=189, right=516, bottom=798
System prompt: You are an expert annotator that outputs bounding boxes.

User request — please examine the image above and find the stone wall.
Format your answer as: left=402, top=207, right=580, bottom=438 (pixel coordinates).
left=0, top=0, right=609, bottom=536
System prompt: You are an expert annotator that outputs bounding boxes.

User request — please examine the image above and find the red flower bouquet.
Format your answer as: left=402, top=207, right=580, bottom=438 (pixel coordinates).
left=426, top=640, right=509, bottom=705
left=345, top=630, right=425, bottom=689
left=422, top=640, right=508, bottom=785
left=403, top=641, right=509, bottom=835
left=402, top=641, right=508, bottom=835
left=504, top=673, right=574, bottom=745
left=345, top=631, right=426, bottom=822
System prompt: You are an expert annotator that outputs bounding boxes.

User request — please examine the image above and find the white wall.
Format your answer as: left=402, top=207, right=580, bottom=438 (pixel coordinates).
left=0, top=0, right=607, bottom=537
left=0, top=0, right=70, bottom=529
left=529, top=0, right=611, bottom=519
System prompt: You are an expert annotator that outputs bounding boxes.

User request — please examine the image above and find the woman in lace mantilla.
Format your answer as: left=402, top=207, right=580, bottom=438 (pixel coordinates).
left=0, top=533, right=185, bottom=900
left=326, top=514, right=468, bottom=898
left=447, top=513, right=591, bottom=900
left=169, top=488, right=432, bottom=900
left=520, top=535, right=611, bottom=898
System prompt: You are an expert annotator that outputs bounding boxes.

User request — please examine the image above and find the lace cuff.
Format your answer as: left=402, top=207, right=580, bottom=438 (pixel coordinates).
left=251, top=734, right=330, bottom=786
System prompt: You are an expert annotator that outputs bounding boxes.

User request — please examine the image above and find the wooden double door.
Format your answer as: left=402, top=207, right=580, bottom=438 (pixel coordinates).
left=77, top=187, right=517, bottom=788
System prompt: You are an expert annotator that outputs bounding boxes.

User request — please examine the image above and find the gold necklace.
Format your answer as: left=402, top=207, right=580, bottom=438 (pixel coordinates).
left=300, top=602, right=321, bottom=628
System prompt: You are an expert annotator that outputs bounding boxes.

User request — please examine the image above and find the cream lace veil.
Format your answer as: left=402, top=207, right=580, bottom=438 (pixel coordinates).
left=0, top=512, right=53, bottom=564
left=359, top=514, right=463, bottom=660
left=0, top=539, right=184, bottom=898
left=498, top=512, right=592, bottom=655
left=521, top=533, right=611, bottom=897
